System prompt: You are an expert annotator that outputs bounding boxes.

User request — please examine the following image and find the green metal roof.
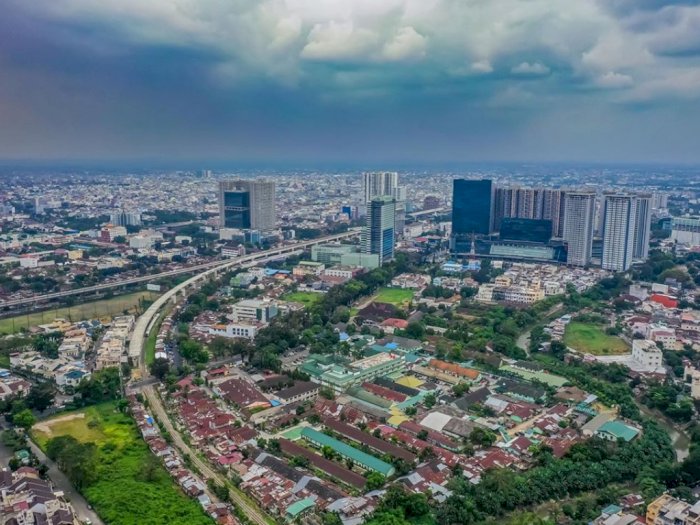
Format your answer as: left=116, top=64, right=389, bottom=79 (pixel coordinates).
left=301, top=428, right=395, bottom=476
left=597, top=420, right=639, bottom=442
left=286, top=497, right=316, bottom=518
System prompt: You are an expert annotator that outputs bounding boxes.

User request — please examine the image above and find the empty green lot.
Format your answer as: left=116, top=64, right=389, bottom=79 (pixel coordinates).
left=0, top=291, right=157, bottom=335
left=563, top=322, right=629, bottom=356
left=374, top=287, right=414, bottom=307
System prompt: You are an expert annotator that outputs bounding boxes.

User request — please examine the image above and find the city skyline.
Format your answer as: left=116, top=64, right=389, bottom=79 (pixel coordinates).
left=2, top=1, right=700, bottom=165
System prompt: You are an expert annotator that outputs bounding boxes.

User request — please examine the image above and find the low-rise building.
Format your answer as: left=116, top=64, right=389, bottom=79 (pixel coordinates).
left=632, top=339, right=663, bottom=369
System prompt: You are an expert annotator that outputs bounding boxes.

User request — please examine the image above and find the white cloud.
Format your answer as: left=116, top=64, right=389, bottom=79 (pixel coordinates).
left=511, top=62, right=550, bottom=76
left=595, top=71, right=634, bottom=88
left=471, top=60, right=494, bottom=74
left=14, top=0, right=700, bottom=103
left=301, top=21, right=378, bottom=61
left=381, top=26, right=426, bottom=61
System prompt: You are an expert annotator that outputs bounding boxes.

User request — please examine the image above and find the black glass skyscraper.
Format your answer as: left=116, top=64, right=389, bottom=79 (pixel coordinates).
left=452, top=179, right=493, bottom=235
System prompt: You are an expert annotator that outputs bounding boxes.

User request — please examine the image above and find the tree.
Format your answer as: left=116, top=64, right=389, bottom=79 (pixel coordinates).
left=469, top=427, right=496, bottom=447
left=150, top=358, right=170, bottom=381
left=25, top=382, right=55, bottom=412
left=405, top=322, right=425, bottom=339
left=365, top=471, right=386, bottom=490
left=13, top=409, right=35, bottom=429
left=423, top=393, right=436, bottom=409
left=46, top=435, right=98, bottom=489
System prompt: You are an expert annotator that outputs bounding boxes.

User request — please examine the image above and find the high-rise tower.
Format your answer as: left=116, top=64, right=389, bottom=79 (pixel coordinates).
left=362, top=197, right=396, bottom=266
left=563, top=191, right=596, bottom=267
left=218, top=180, right=276, bottom=231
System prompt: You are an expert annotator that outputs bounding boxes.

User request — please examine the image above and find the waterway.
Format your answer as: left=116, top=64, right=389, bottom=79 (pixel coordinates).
left=638, top=403, right=691, bottom=461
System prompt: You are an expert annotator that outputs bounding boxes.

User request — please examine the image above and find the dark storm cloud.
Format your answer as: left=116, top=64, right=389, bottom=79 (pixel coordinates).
left=1, top=0, right=700, bottom=164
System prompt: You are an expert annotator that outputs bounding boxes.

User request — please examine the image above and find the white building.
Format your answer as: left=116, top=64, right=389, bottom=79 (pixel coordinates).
left=646, top=325, right=678, bottom=350
left=207, top=322, right=259, bottom=340
left=671, top=217, right=700, bottom=247
left=632, top=339, right=663, bottom=369
left=563, top=192, right=596, bottom=267
left=601, top=193, right=637, bottom=272
left=601, top=193, right=650, bottom=271
left=230, top=299, right=278, bottom=323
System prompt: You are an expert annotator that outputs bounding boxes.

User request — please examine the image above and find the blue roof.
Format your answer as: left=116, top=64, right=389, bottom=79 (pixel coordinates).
left=339, top=332, right=350, bottom=341
left=385, top=342, right=398, bottom=350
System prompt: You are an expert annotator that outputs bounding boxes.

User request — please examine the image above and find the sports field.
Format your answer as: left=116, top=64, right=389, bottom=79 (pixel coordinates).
left=563, top=322, right=629, bottom=356
left=0, top=291, right=157, bottom=335
left=374, top=287, right=414, bottom=307
left=282, top=291, right=323, bottom=307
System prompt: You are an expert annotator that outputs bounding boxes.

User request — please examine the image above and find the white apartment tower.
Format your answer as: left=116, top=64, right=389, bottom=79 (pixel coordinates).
left=362, top=172, right=399, bottom=203
left=563, top=192, right=596, bottom=267
left=362, top=171, right=405, bottom=236
left=602, top=193, right=650, bottom=272
left=633, top=194, right=652, bottom=261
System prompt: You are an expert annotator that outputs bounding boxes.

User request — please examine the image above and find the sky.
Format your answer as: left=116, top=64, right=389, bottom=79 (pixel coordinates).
left=1, top=0, right=700, bottom=166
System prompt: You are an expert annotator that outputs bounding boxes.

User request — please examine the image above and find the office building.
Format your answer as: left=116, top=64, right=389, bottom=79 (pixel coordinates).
left=311, top=243, right=380, bottom=269
left=362, top=197, right=396, bottom=265
left=452, top=179, right=493, bottom=237
left=218, top=179, right=276, bottom=231
left=563, top=192, right=596, bottom=267
left=499, top=218, right=552, bottom=244
left=362, top=171, right=405, bottom=235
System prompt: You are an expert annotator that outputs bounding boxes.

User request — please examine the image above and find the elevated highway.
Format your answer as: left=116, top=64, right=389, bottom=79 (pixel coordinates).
left=0, top=230, right=359, bottom=310
left=129, top=229, right=360, bottom=372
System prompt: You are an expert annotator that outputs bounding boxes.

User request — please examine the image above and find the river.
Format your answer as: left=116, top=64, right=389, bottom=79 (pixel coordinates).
left=638, top=403, right=690, bottom=461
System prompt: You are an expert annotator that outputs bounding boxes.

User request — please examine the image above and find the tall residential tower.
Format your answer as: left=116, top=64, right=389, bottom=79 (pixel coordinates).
left=362, top=171, right=406, bottom=235
left=563, top=191, right=596, bottom=267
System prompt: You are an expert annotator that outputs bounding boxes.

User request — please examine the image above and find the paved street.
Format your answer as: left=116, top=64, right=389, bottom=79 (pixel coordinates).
left=0, top=425, right=103, bottom=525
left=143, top=386, right=270, bottom=525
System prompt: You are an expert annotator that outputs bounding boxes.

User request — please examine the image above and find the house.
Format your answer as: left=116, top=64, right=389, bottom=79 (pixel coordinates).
left=275, top=381, right=320, bottom=405
left=596, top=420, right=640, bottom=442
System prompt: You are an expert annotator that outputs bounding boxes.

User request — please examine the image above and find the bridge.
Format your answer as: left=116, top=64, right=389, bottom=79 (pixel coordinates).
left=128, top=229, right=360, bottom=372
left=406, top=206, right=449, bottom=219
left=0, top=230, right=359, bottom=310
left=125, top=229, right=360, bottom=525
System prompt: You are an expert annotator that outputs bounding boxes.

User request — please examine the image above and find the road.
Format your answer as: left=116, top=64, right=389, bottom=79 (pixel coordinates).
left=1, top=229, right=360, bottom=310
left=0, top=427, right=103, bottom=525
left=142, top=387, right=270, bottom=525
left=127, top=234, right=367, bottom=524
left=131, top=229, right=361, bottom=373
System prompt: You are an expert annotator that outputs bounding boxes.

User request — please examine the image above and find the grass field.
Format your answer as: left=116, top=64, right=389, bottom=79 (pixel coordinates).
left=282, top=291, right=323, bottom=307
left=374, top=287, right=414, bottom=307
left=564, top=322, right=629, bottom=356
left=0, top=291, right=158, bottom=335
left=33, top=403, right=212, bottom=525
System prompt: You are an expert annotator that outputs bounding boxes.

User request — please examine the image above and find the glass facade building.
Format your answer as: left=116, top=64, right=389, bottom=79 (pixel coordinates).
left=499, top=218, right=553, bottom=243
left=452, top=179, right=493, bottom=236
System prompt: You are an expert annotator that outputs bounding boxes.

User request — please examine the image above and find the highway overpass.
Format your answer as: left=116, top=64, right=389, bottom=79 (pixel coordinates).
left=128, top=229, right=361, bottom=372
left=0, top=230, right=359, bottom=310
